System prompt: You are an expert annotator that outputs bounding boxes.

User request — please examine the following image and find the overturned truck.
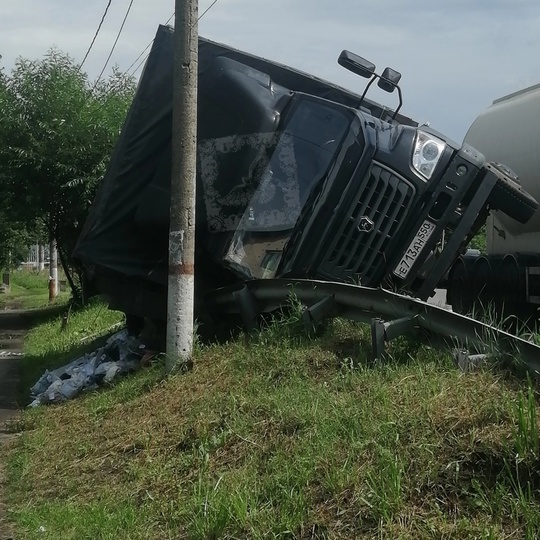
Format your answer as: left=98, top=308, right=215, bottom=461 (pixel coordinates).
left=74, top=25, right=537, bottom=327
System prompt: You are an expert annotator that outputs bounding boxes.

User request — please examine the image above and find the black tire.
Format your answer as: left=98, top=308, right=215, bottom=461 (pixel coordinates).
left=446, top=258, right=470, bottom=314
left=486, top=162, right=538, bottom=224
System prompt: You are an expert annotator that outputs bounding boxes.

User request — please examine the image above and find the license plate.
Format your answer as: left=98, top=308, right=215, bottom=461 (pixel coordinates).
left=393, top=220, right=436, bottom=279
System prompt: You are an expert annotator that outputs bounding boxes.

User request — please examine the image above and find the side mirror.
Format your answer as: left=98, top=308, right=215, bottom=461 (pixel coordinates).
left=338, top=51, right=404, bottom=121
left=378, top=67, right=401, bottom=93
left=338, top=50, right=375, bottom=79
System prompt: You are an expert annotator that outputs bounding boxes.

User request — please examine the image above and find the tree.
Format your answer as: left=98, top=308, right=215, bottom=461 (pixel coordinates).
left=0, top=50, right=136, bottom=296
left=0, top=213, right=31, bottom=271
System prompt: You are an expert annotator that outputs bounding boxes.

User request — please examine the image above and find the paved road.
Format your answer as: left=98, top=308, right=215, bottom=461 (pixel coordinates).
left=0, top=310, right=28, bottom=540
left=0, top=311, right=26, bottom=422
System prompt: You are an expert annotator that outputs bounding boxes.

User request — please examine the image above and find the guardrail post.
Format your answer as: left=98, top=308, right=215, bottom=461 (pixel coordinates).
left=371, top=315, right=418, bottom=361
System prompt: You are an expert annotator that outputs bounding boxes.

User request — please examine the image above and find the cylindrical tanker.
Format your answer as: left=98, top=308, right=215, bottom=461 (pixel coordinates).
left=446, top=83, right=540, bottom=320
left=464, top=83, right=540, bottom=252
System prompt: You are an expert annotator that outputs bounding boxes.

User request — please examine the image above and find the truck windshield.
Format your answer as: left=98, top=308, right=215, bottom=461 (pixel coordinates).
left=224, top=98, right=350, bottom=278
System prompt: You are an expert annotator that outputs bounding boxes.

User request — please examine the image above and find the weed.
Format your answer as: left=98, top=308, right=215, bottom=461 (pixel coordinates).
left=365, top=447, right=404, bottom=521
left=256, top=291, right=313, bottom=347
left=514, top=380, right=539, bottom=458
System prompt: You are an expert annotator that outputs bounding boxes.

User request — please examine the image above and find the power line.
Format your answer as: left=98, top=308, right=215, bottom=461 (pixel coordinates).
left=80, top=0, right=113, bottom=70
left=131, top=52, right=149, bottom=78
left=197, top=0, right=219, bottom=24
left=130, top=1, right=220, bottom=78
left=93, top=11, right=174, bottom=108
left=125, top=42, right=152, bottom=75
left=94, top=0, right=135, bottom=87
left=124, top=12, right=174, bottom=76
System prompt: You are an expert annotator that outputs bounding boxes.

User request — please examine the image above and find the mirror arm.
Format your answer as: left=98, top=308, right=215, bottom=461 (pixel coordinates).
left=357, top=76, right=377, bottom=108
left=391, top=85, right=403, bottom=121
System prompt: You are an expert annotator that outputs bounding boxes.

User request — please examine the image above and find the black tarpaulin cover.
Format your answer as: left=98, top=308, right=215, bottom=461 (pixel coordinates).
left=73, top=25, right=414, bottom=285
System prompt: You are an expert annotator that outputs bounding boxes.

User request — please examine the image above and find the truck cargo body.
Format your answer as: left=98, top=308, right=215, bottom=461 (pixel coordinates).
left=74, top=25, right=535, bottom=323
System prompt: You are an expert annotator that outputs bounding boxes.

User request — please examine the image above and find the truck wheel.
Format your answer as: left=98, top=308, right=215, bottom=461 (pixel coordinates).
left=447, top=258, right=470, bottom=314
left=486, top=163, right=538, bottom=224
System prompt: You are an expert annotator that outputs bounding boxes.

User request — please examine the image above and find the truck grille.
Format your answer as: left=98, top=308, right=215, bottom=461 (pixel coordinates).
left=322, top=163, right=415, bottom=283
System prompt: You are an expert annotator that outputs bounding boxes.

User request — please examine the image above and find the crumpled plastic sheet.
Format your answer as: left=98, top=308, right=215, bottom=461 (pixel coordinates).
left=29, top=329, right=146, bottom=407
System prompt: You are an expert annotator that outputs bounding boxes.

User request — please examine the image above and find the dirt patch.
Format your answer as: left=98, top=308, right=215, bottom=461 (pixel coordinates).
left=0, top=300, right=22, bottom=311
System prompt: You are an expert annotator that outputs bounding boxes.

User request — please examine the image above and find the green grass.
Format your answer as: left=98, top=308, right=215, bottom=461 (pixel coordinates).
left=4, top=311, right=540, bottom=539
left=12, top=270, right=52, bottom=290
left=0, top=269, right=70, bottom=310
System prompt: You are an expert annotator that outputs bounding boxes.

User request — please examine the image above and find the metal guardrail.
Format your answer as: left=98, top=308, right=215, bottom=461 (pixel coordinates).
left=206, top=279, right=540, bottom=375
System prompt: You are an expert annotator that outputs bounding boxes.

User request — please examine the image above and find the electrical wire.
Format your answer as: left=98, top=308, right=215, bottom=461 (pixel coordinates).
left=130, top=1, right=220, bottom=78
left=93, top=0, right=135, bottom=88
left=124, top=12, right=174, bottom=76
left=197, top=0, right=219, bottom=24
left=124, top=42, right=152, bottom=75
left=93, top=11, right=174, bottom=107
left=80, top=0, right=113, bottom=70
left=88, top=4, right=220, bottom=137
left=131, top=50, right=151, bottom=77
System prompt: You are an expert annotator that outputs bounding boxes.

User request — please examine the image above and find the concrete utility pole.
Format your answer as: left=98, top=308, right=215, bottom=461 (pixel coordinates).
left=166, top=0, right=199, bottom=373
left=48, top=238, right=58, bottom=301
left=38, top=244, right=45, bottom=272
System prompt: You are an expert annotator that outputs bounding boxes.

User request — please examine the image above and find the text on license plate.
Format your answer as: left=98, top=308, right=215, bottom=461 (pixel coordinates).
left=393, top=220, right=436, bottom=279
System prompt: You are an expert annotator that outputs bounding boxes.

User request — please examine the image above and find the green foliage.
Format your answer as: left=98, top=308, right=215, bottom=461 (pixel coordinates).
left=514, top=381, right=539, bottom=458
left=0, top=212, right=30, bottom=270
left=0, top=50, right=136, bottom=275
left=469, top=224, right=487, bottom=252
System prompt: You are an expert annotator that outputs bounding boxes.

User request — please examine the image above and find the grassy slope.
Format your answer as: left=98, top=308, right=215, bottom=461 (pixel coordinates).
left=0, top=270, right=69, bottom=310
left=5, top=309, right=540, bottom=539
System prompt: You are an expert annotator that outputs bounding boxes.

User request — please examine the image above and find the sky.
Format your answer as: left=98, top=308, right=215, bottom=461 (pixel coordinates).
left=1, top=0, right=539, bottom=142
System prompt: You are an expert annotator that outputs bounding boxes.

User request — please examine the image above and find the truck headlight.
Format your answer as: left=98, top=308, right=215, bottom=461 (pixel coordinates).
left=412, top=130, right=446, bottom=180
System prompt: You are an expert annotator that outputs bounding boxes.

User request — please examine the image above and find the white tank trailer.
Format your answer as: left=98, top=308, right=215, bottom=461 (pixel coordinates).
left=447, top=83, right=540, bottom=319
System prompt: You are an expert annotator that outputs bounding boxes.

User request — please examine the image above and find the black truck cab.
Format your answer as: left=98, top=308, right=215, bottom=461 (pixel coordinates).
left=200, top=64, right=506, bottom=301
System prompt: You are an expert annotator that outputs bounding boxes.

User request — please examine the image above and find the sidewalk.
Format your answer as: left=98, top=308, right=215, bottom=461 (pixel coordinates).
left=0, top=310, right=28, bottom=540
